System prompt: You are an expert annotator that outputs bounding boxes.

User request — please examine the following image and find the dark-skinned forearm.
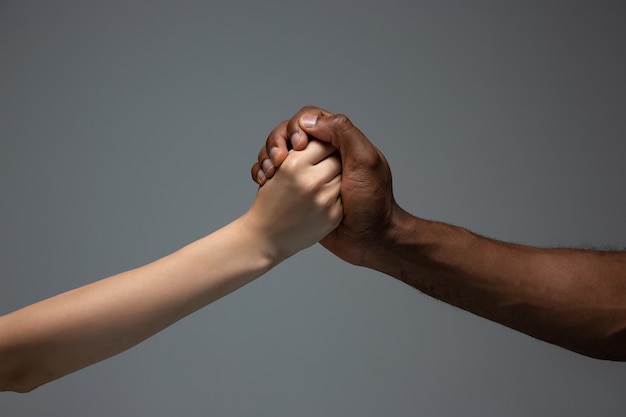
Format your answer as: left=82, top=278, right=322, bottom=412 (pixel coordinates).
left=365, top=208, right=626, bottom=361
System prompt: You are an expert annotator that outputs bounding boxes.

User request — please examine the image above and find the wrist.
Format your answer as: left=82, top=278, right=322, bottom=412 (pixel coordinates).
left=359, top=207, right=421, bottom=275
left=362, top=207, right=475, bottom=281
left=235, top=213, right=289, bottom=269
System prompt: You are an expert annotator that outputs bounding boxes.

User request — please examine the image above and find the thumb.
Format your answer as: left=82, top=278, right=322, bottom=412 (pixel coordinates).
left=298, top=113, right=381, bottom=168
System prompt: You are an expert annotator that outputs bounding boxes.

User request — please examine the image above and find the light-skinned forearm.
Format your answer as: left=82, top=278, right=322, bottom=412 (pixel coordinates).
left=0, top=137, right=342, bottom=393
left=0, top=217, right=275, bottom=393
left=367, top=208, right=626, bottom=361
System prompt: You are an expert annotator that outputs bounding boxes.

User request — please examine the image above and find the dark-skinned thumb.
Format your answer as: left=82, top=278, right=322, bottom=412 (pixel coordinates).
left=298, top=113, right=371, bottom=157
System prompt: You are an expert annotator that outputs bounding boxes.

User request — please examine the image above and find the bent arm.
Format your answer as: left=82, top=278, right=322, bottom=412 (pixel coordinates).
left=370, top=209, right=626, bottom=361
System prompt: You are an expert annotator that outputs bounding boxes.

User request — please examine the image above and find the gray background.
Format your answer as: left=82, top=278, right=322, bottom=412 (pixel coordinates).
left=1, top=1, right=625, bottom=416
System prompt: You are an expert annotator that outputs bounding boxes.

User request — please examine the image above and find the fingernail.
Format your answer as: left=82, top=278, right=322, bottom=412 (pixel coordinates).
left=300, top=114, right=317, bottom=128
left=269, top=147, right=280, bottom=164
left=262, top=158, right=274, bottom=175
left=256, top=170, right=266, bottom=184
left=290, top=132, right=303, bottom=148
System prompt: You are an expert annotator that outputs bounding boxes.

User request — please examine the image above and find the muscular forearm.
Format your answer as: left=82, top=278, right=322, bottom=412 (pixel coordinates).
left=0, top=218, right=273, bottom=393
left=367, top=209, right=626, bottom=360
left=254, top=106, right=626, bottom=360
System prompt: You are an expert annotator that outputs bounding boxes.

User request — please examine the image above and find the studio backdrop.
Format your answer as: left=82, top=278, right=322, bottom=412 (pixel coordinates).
left=1, top=1, right=625, bottom=416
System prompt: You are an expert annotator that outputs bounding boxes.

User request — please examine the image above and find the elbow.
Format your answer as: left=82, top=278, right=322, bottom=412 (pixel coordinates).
left=2, top=384, right=40, bottom=394
left=1, top=372, right=48, bottom=393
left=591, top=337, right=626, bottom=362
left=580, top=350, right=626, bottom=362
left=0, top=348, right=57, bottom=393
left=0, top=364, right=55, bottom=393
left=571, top=329, right=626, bottom=362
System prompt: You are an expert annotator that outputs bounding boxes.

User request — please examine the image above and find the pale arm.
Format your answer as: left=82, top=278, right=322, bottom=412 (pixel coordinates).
left=0, top=139, right=342, bottom=392
left=0, top=221, right=272, bottom=393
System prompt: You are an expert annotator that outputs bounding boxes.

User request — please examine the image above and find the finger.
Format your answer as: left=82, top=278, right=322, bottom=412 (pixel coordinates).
left=264, top=120, right=290, bottom=169
left=250, top=161, right=265, bottom=185
left=298, top=113, right=384, bottom=174
left=255, top=120, right=288, bottom=183
left=294, top=139, right=337, bottom=166
left=322, top=171, right=342, bottom=196
left=321, top=175, right=343, bottom=225
left=286, top=105, right=334, bottom=151
left=298, top=112, right=359, bottom=152
left=313, top=153, right=342, bottom=183
left=256, top=146, right=275, bottom=179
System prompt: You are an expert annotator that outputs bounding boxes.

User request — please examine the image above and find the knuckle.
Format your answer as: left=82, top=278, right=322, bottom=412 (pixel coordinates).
left=299, top=175, right=319, bottom=193
left=271, top=120, right=288, bottom=135
left=266, top=121, right=288, bottom=144
left=266, top=132, right=282, bottom=147
left=281, top=154, right=301, bottom=172
left=299, top=105, right=318, bottom=113
left=294, top=171, right=323, bottom=196
left=317, top=193, right=335, bottom=210
left=331, top=113, right=354, bottom=132
left=360, top=150, right=388, bottom=175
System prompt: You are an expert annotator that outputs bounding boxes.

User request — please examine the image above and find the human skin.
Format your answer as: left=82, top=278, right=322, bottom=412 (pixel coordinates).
left=252, top=105, right=626, bottom=361
left=0, top=139, right=342, bottom=393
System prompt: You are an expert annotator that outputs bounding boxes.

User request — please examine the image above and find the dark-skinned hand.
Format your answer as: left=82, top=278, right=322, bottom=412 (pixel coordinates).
left=252, top=106, right=404, bottom=266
